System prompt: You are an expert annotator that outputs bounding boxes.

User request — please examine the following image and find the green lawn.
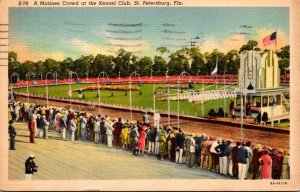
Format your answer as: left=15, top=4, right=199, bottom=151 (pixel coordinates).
left=15, top=83, right=236, bottom=118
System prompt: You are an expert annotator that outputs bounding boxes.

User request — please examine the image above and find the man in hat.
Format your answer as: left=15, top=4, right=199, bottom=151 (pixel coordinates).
left=252, top=144, right=263, bottom=179
left=272, top=148, right=284, bottom=179
left=100, top=116, right=106, bottom=144
left=60, top=112, right=68, bottom=140
left=80, top=113, right=87, bottom=141
left=230, top=142, right=240, bottom=178
left=112, top=118, right=123, bottom=148
left=8, top=120, right=16, bottom=150
left=25, top=154, right=38, bottom=180
left=189, top=134, right=196, bottom=168
left=42, top=115, right=49, bottom=139
left=174, top=129, right=185, bottom=164
left=215, top=139, right=227, bottom=175
left=237, top=142, right=248, bottom=180
left=146, top=126, right=156, bottom=154
left=93, top=115, right=101, bottom=143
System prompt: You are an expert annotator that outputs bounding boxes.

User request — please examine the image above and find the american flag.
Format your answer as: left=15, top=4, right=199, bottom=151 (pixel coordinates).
left=262, top=32, right=277, bottom=47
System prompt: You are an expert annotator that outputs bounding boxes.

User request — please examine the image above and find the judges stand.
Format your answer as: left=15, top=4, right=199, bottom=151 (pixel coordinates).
left=234, top=50, right=289, bottom=126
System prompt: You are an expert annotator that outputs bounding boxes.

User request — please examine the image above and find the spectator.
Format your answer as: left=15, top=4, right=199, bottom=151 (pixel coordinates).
left=272, top=148, right=284, bottom=179
left=189, top=134, right=196, bottom=168
left=237, top=142, right=248, bottom=180
left=252, top=144, right=263, bottom=179
left=42, top=115, right=49, bottom=139
left=200, top=136, right=211, bottom=169
left=210, top=137, right=220, bottom=172
left=25, top=154, right=38, bottom=180
left=175, top=129, right=185, bottom=164
left=259, top=148, right=272, bottom=179
left=138, top=124, right=147, bottom=156
left=8, top=120, right=16, bottom=150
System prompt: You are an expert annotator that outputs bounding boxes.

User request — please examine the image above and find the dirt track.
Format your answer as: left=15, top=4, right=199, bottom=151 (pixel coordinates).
left=16, top=95, right=289, bottom=150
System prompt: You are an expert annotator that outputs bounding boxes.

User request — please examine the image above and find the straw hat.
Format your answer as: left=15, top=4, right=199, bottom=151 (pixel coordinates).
left=278, top=148, right=284, bottom=153
left=255, top=144, right=262, bottom=149
left=29, top=154, right=35, bottom=158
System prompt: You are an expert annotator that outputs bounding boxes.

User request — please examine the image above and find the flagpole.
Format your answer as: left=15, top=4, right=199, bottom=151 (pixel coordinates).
left=275, top=28, right=278, bottom=51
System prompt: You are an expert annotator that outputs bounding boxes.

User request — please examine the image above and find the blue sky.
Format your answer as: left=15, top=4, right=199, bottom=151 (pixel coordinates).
left=9, top=7, right=289, bottom=62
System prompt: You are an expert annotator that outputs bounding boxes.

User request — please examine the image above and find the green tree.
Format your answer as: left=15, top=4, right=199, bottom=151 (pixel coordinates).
left=187, top=48, right=204, bottom=75
left=136, top=56, right=153, bottom=76
left=225, top=50, right=240, bottom=74
left=152, top=56, right=167, bottom=75
left=167, top=49, right=190, bottom=75
left=239, top=40, right=261, bottom=54
left=59, top=57, right=73, bottom=78
left=73, top=55, right=94, bottom=78
left=276, top=45, right=289, bottom=75
left=8, top=51, right=21, bottom=82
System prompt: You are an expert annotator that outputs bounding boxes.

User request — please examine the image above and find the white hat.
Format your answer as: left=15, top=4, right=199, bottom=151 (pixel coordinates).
left=29, top=154, right=35, bottom=158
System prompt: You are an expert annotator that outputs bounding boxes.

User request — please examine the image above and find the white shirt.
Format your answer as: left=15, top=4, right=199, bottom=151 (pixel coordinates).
left=154, top=112, right=160, bottom=121
left=190, top=137, right=196, bottom=153
left=210, top=141, right=219, bottom=154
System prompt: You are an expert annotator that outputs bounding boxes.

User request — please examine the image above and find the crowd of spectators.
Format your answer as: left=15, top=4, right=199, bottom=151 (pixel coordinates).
left=9, top=99, right=290, bottom=180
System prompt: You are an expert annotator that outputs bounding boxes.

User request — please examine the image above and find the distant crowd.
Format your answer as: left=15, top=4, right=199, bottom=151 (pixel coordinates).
left=9, top=100, right=290, bottom=180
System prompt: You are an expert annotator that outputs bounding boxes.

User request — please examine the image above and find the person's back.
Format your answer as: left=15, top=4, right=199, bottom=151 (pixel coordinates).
left=175, top=133, right=184, bottom=149
left=237, top=145, right=247, bottom=164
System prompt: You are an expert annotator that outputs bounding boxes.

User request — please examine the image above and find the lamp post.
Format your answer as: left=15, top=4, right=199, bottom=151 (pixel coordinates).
left=39, top=72, right=43, bottom=82
left=10, top=72, right=20, bottom=99
left=129, top=71, right=141, bottom=122
left=177, top=71, right=191, bottom=129
left=97, top=71, right=109, bottom=114
left=45, top=72, right=55, bottom=108
left=54, top=72, right=58, bottom=85
left=68, top=71, right=79, bottom=106
left=223, top=67, right=226, bottom=118
left=153, top=70, right=170, bottom=126
left=26, top=72, right=35, bottom=103
left=240, top=75, right=244, bottom=141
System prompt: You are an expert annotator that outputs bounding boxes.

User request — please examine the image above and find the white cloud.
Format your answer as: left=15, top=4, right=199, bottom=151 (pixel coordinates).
left=70, top=38, right=110, bottom=55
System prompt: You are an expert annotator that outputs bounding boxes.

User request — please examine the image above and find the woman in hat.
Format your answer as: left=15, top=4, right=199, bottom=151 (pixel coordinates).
left=28, top=115, right=36, bottom=143
left=159, top=128, right=167, bottom=160
left=121, top=122, right=130, bottom=150
left=138, top=123, right=147, bottom=155
left=259, top=149, right=272, bottom=179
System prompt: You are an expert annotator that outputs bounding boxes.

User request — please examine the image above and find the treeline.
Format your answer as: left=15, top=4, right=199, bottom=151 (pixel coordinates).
left=8, top=40, right=289, bottom=82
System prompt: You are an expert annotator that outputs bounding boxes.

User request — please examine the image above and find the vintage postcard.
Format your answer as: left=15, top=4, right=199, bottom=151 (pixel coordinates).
left=0, top=0, right=299, bottom=191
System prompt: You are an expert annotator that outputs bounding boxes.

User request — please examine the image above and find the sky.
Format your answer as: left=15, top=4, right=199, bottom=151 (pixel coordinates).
left=9, top=7, right=289, bottom=62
